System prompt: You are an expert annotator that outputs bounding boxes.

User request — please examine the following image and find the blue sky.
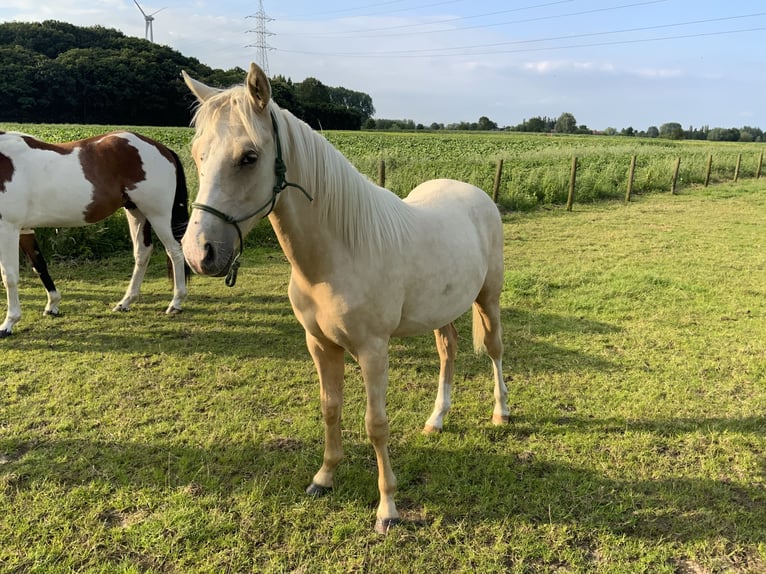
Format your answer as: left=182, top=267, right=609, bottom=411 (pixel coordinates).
left=1, top=1, right=764, bottom=130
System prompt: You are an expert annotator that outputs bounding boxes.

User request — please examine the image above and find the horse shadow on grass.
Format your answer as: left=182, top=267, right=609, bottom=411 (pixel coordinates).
left=10, top=290, right=622, bottom=378
left=3, top=412, right=765, bottom=549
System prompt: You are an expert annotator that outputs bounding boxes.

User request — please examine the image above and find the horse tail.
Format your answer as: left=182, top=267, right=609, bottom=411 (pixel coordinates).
left=168, top=149, right=191, bottom=281
left=472, top=303, right=487, bottom=355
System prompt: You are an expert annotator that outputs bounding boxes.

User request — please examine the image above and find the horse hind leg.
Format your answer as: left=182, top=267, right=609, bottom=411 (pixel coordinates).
left=423, top=322, right=457, bottom=434
left=20, top=231, right=61, bottom=317
left=114, top=209, right=152, bottom=312
left=473, top=293, right=510, bottom=425
left=0, top=225, right=22, bottom=337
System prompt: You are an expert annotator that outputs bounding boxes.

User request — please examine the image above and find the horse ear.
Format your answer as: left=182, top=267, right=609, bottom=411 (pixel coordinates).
left=246, top=62, right=271, bottom=112
left=181, top=70, right=220, bottom=103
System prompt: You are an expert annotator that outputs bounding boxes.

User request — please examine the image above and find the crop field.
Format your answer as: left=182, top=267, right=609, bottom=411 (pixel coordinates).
left=1, top=123, right=766, bottom=572
left=1, top=122, right=762, bottom=262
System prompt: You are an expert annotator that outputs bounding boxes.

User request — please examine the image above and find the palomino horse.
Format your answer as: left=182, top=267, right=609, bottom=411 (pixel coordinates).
left=181, top=63, right=509, bottom=533
left=0, top=130, right=190, bottom=337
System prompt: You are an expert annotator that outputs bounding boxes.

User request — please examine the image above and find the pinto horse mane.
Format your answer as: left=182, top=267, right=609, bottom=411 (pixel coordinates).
left=190, top=85, right=417, bottom=255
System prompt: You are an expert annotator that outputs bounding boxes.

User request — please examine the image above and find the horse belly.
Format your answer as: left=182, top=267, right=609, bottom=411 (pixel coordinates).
left=392, top=257, right=487, bottom=337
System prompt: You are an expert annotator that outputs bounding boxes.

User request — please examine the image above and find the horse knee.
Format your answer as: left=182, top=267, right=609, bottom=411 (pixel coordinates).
left=365, top=412, right=390, bottom=442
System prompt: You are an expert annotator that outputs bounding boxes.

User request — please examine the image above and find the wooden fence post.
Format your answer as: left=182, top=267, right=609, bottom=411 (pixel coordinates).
left=493, top=159, right=503, bottom=203
left=566, top=156, right=578, bottom=211
left=757, top=152, right=764, bottom=179
left=671, top=157, right=681, bottom=194
left=378, top=159, right=386, bottom=188
left=625, top=154, right=637, bottom=203
left=734, top=153, right=742, bottom=182
left=704, top=154, right=713, bottom=187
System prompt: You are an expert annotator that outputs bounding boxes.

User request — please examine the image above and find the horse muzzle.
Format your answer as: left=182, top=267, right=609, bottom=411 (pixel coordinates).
left=181, top=228, right=235, bottom=277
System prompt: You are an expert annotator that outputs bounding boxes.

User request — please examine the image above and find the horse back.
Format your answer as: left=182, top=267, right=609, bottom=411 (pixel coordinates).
left=0, top=131, right=179, bottom=228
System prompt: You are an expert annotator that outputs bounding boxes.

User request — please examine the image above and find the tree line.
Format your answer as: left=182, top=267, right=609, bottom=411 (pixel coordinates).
left=368, top=113, right=763, bottom=142
left=0, top=21, right=374, bottom=129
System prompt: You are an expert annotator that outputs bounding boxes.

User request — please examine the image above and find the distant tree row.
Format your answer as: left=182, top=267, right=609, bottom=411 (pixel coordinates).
left=368, top=112, right=763, bottom=142
left=0, top=20, right=374, bottom=129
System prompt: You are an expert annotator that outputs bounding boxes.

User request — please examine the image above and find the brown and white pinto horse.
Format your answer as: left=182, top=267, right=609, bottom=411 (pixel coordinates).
left=181, top=64, right=509, bottom=533
left=0, top=130, right=190, bottom=337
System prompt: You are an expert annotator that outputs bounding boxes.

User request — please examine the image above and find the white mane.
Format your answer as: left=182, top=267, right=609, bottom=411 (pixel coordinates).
left=191, top=85, right=417, bottom=255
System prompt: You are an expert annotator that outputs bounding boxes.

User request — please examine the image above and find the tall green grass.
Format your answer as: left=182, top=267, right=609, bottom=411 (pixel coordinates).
left=2, top=123, right=763, bottom=260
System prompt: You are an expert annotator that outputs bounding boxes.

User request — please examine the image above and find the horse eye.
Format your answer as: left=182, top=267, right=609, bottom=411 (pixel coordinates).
left=240, top=151, right=258, bottom=166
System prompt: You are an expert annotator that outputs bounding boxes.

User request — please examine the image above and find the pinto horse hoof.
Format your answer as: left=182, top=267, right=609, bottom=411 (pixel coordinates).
left=492, top=414, right=511, bottom=425
left=43, top=310, right=61, bottom=317
left=165, top=306, right=183, bottom=316
left=375, top=517, right=401, bottom=535
left=112, top=305, right=129, bottom=313
left=422, top=424, right=442, bottom=435
left=305, top=483, right=332, bottom=497
left=0, top=329, right=11, bottom=339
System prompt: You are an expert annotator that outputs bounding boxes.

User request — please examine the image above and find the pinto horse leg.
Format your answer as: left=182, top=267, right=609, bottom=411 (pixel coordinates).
left=473, top=295, right=510, bottom=425
left=148, top=221, right=187, bottom=315
left=19, top=231, right=61, bottom=317
left=305, top=331, right=345, bottom=496
left=0, top=225, right=22, bottom=337
left=357, top=338, right=400, bottom=534
left=114, top=208, right=153, bottom=312
left=423, top=322, right=457, bottom=433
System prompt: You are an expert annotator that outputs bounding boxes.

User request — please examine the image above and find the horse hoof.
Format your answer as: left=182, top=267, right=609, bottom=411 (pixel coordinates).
left=492, top=414, right=511, bottom=425
left=43, top=310, right=60, bottom=317
left=305, top=483, right=332, bottom=497
left=422, top=424, right=442, bottom=435
left=166, top=306, right=183, bottom=315
left=112, top=305, right=129, bottom=313
left=0, top=329, right=11, bottom=339
left=375, top=517, right=401, bottom=535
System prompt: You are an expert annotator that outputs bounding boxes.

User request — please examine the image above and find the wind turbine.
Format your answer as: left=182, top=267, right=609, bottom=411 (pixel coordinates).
left=133, top=0, right=165, bottom=42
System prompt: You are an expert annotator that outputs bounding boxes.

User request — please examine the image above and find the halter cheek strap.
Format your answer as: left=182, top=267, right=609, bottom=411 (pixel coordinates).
left=191, top=110, right=312, bottom=287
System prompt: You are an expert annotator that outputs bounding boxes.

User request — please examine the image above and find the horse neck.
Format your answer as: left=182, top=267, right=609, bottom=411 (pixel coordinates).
left=268, top=109, right=411, bottom=276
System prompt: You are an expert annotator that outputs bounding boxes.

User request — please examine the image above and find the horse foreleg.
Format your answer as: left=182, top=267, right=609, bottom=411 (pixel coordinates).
left=19, top=231, right=61, bottom=317
left=423, top=322, right=457, bottom=433
left=114, top=209, right=152, bottom=312
left=0, top=226, right=22, bottom=337
left=357, top=339, right=400, bottom=534
left=305, top=331, right=345, bottom=495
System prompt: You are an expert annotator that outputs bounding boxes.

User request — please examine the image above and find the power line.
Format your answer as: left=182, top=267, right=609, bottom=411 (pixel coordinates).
left=291, top=0, right=466, bottom=20
left=279, top=0, right=662, bottom=39
left=275, top=23, right=766, bottom=59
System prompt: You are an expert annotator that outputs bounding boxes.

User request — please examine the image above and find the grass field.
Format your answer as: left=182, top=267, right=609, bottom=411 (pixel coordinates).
left=2, top=178, right=766, bottom=572
left=1, top=121, right=763, bottom=263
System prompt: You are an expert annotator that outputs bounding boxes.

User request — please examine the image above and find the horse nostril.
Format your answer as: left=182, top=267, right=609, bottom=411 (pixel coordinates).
left=202, top=242, right=215, bottom=265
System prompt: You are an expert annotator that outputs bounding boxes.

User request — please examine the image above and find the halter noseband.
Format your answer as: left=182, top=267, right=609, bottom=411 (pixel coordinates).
left=191, top=110, right=312, bottom=287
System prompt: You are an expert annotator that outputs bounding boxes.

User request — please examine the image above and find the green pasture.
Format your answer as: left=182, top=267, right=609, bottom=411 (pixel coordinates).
left=3, top=176, right=766, bottom=572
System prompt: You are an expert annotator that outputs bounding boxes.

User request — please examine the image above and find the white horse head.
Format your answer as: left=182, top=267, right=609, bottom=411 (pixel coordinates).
left=181, top=63, right=281, bottom=278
